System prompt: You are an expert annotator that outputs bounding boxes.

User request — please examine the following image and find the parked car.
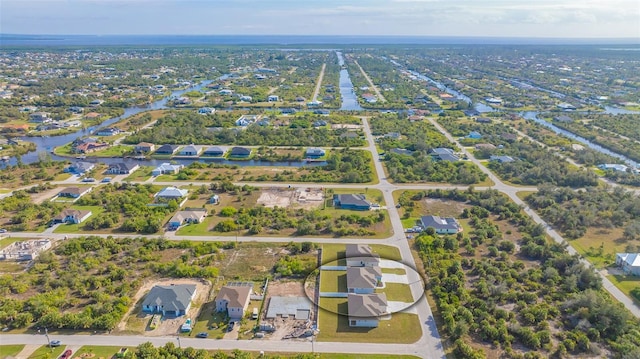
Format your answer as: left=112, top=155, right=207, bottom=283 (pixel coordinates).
left=101, top=177, right=112, bottom=183
left=0, top=229, right=6, bottom=233
left=60, top=349, right=72, bottom=359
left=81, top=177, right=95, bottom=182
left=227, top=322, right=235, bottom=332
left=49, top=340, right=61, bottom=347
left=196, top=332, right=209, bottom=338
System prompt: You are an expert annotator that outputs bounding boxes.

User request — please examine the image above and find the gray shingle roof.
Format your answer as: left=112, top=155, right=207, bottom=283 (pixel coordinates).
left=347, top=266, right=381, bottom=289
left=142, top=284, right=196, bottom=312
left=347, top=293, right=388, bottom=318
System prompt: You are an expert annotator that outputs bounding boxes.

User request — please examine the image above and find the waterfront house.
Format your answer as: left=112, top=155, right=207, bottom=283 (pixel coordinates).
left=106, top=162, right=140, bottom=175
left=155, top=144, right=179, bottom=155
left=64, top=162, right=95, bottom=174
left=178, top=145, right=201, bottom=156
left=151, top=163, right=184, bottom=176
left=229, top=147, right=251, bottom=158
left=305, top=148, right=325, bottom=158
left=135, top=142, right=155, bottom=153
left=616, top=253, right=640, bottom=276
left=267, top=95, right=279, bottom=102
left=202, top=147, right=225, bottom=157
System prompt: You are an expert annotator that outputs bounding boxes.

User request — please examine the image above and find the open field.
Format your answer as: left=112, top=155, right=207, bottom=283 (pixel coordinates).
left=72, top=346, right=133, bottom=359
left=0, top=345, right=24, bottom=359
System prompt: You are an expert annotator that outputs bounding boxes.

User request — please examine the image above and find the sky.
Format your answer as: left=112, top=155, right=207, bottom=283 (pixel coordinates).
left=1, top=0, right=639, bottom=38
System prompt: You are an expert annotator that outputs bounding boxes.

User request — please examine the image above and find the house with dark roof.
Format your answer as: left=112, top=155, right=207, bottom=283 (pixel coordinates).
left=155, top=144, right=179, bottom=155
left=390, top=148, right=414, bottom=156
left=347, top=266, right=382, bottom=294
left=203, top=147, right=225, bottom=157
left=467, top=131, right=482, bottom=139
left=345, top=244, right=380, bottom=267
left=306, top=148, right=326, bottom=159
left=501, top=133, right=517, bottom=142
left=333, top=194, right=371, bottom=211
left=106, top=162, right=140, bottom=175
left=347, top=293, right=388, bottom=328
left=154, top=187, right=188, bottom=201
left=229, top=147, right=252, bottom=158
left=419, top=215, right=462, bottom=234
left=553, top=115, right=573, bottom=123
left=64, top=162, right=95, bottom=174
left=57, top=187, right=92, bottom=199
left=142, top=284, right=197, bottom=317
left=215, top=285, right=252, bottom=319
left=430, top=148, right=459, bottom=162
left=476, top=117, right=492, bottom=123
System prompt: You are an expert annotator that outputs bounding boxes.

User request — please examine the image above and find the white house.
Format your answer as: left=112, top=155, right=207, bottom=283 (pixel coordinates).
left=419, top=215, right=462, bottom=234
left=267, top=95, right=279, bottom=102
left=616, top=253, right=640, bottom=276
left=347, top=293, right=388, bottom=328
left=154, top=187, right=188, bottom=201
left=178, top=145, right=201, bottom=156
left=53, top=209, right=92, bottom=224
left=152, top=163, right=184, bottom=176
left=215, top=285, right=252, bottom=319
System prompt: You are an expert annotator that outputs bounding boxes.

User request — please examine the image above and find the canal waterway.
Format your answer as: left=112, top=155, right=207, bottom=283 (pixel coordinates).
left=336, top=52, right=363, bottom=111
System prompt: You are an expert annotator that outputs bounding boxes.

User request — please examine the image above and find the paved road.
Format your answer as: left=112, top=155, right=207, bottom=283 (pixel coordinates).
left=311, top=63, right=326, bottom=103
left=354, top=60, right=386, bottom=102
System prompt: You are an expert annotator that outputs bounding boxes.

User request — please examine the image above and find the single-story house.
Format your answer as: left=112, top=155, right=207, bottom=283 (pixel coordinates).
left=554, top=115, right=573, bottom=123
left=203, top=147, right=225, bottom=157
left=155, top=144, right=179, bottom=155
left=314, top=109, right=330, bottom=115
left=73, top=142, right=109, bottom=154
left=598, top=164, right=628, bottom=173
left=313, top=120, right=327, bottom=127
left=236, top=115, right=260, bottom=127
left=475, top=143, right=496, bottom=150
left=347, top=293, right=388, bottom=328
left=384, top=132, right=401, bottom=139
left=152, top=163, right=184, bottom=176
left=142, top=284, right=197, bottom=317
left=490, top=155, right=515, bottom=163
left=57, top=187, right=92, bottom=199
left=430, top=148, right=459, bottom=162
left=557, top=103, right=577, bottom=111
left=29, top=112, right=52, bottom=123
left=215, top=285, right=252, bottom=319
left=420, top=215, right=462, bottom=234
left=219, top=89, right=233, bottom=96
left=390, top=148, right=414, bottom=156
left=178, top=145, right=201, bottom=156
left=106, top=162, right=140, bottom=175
left=154, top=187, right=188, bottom=201
left=306, top=148, right=326, bottom=158
left=53, top=209, right=92, bottom=224
left=467, top=131, right=482, bottom=139
left=135, top=142, right=155, bottom=153
left=501, top=133, right=518, bottom=142
left=84, top=112, right=101, bottom=119
left=229, top=147, right=252, bottom=158
left=198, top=107, right=216, bottom=114
left=239, top=95, right=253, bottom=102
left=333, top=194, right=371, bottom=211
left=267, top=95, right=279, bottom=102
left=65, top=161, right=95, bottom=174
left=96, top=127, right=120, bottom=136
left=168, top=209, right=207, bottom=229
left=281, top=108, right=297, bottom=115
left=347, top=266, right=382, bottom=294
left=616, top=253, right=640, bottom=276
left=345, top=244, right=380, bottom=267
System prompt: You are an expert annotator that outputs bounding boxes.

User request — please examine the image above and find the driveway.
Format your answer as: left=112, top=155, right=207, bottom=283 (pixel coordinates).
left=379, top=259, right=404, bottom=269
left=382, top=273, right=409, bottom=284
left=387, top=301, right=418, bottom=314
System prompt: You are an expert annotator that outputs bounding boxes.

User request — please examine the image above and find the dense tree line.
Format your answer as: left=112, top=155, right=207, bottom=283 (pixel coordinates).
left=411, top=188, right=640, bottom=358
left=127, top=342, right=319, bottom=359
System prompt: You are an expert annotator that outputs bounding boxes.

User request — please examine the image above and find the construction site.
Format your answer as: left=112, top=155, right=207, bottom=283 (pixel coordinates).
left=257, top=188, right=324, bottom=209
left=256, top=280, right=318, bottom=340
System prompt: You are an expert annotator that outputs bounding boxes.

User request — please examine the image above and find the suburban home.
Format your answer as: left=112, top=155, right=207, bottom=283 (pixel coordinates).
left=347, top=266, right=382, bottom=294
left=267, top=95, right=279, bottom=102
left=84, top=112, right=101, bottom=119
left=215, top=285, right=252, bottom=319
left=73, top=142, right=109, bottom=154
left=53, top=209, right=92, bottom=224
left=485, top=97, right=503, bottom=104
left=154, top=187, right=188, bottom=201
left=106, top=162, right=140, bottom=175
left=475, top=143, right=496, bottom=150
left=598, top=164, right=628, bottom=173
left=57, top=187, right=92, bottom=199
left=151, top=163, right=184, bottom=176
left=142, top=284, right=197, bottom=317
left=202, top=146, right=225, bottom=157
left=333, top=194, right=371, bottom=211
left=557, top=103, right=577, bottom=111
left=420, top=215, right=462, bottom=234
left=467, top=131, right=482, bottom=139
left=490, top=155, right=515, bottom=163
left=168, top=209, right=207, bottom=230
left=314, top=109, right=331, bottom=115
left=347, top=293, right=388, bottom=328
left=64, top=161, right=95, bottom=174
left=346, top=244, right=380, bottom=267
left=305, top=148, right=326, bottom=158
left=430, top=148, right=459, bottom=162
left=96, top=127, right=120, bottom=136
left=229, top=147, right=252, bottom=158
left=198, top=107, right=216, bottom=114
left=135, top=142, right=155, bottom=153
left=178, top=145, right=201, bottom=156
left=29, top=112, right=52, bottom=123
left=281, top=108, right=296, bottom=115
left=155, top=144, right=179, bottom=155
left=383, top=132, right=401, bottom=139
left=235, top=115, right=260, bottom=127
left=391, top=148, right=414, bottom=156
left=616, top=253, right=640, bottom=276
left=239, top=95, right=253, bottom=102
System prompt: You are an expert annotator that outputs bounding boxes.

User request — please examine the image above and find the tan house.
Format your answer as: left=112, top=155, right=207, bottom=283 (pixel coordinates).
left=215, top=285, right=252, bottom=319
left=135, top=142, right=155, bottom=153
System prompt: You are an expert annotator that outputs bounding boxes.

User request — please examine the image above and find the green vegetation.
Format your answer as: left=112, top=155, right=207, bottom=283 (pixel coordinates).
left=0, top=345, right=24, bottom=359
left=0, top=190, right=63, bottom=231
left=28, top=345, right=66, bottom=359
left=415, top=188, right=640, bottom=358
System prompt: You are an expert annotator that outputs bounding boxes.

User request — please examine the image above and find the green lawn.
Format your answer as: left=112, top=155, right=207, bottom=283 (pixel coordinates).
left=191, top=302, right=233, bottom=339
left=378, top=282, right=414, bottom=302
left=175, top=216, right=215, bottom=236
left=74, top=346, right=131, bottom=359
left=321, top=244, right=400, bottom=264
left=28, top=345, right=66, bottom=359
left=53, top=205, right=104, bottom=233
left=0, top=345, right=24, bottom=359
left=317, top=298, right=421, bottom=343
left=607, top=274, right=640, bottom=306
left=125, top=166, right=153, bottom=182
left=381, top=267, right=406, bottom=275
left=0, top=237, right=22, bottom=249
left=320, top=270, right=347, bottom=292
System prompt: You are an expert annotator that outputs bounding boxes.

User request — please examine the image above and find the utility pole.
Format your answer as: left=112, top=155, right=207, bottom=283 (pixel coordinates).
left=44, top=327, right=51, bottom=350
left=176, top=336, right=181, bottom=348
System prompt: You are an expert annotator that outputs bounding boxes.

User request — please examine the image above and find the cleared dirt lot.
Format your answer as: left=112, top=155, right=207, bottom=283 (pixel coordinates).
left=259, top=280, right=316, bottom=341
left=257, top=188, right=324, bottom=209
left=116, top=278, right=211, bottom=336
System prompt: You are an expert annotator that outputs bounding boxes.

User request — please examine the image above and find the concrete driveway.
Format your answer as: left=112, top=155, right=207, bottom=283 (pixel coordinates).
left=382, top=273, right=409, bottom=284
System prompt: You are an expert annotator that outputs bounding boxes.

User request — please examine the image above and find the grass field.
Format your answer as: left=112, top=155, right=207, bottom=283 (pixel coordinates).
left=607, top=274, right=640, bottom=306
left=0, top=345, right=24, bottom=359
left=319, top=270, right=347, bottom=292
left=28, top=345, right=66, bottom=359
left=125, top=166, right=153, bottom=181
left=0, top=237, right=22, bottom=249
left=378, top=282, right=414, bottom=302
left=175, top=215, right=215, bottom=236
left=73, top=346, right=131, bottom=359
left=317, top=298, right=421, bottom=343
left=570, top=227, right=636, bottom=268
left=321, top=244, right=401, bottom=264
